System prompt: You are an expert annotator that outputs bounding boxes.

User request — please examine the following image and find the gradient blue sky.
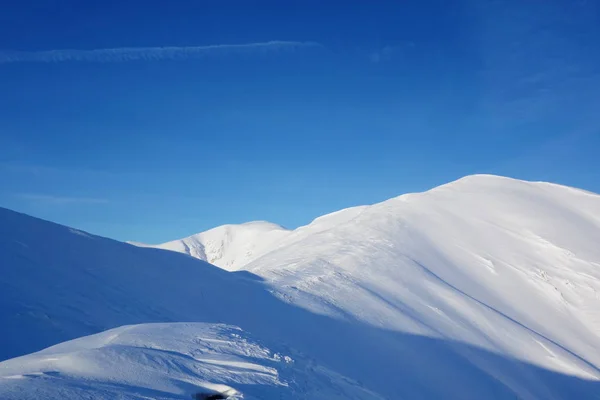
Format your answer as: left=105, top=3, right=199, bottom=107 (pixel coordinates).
left=1, top=0, right=599, bottom=243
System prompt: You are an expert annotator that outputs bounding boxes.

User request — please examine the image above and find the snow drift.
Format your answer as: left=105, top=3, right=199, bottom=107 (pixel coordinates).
left=0, top=323, right=380, bottom=400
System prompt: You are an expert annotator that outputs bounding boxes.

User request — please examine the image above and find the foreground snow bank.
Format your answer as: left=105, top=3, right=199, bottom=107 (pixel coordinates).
left=0, top=323, right=381, bottom=400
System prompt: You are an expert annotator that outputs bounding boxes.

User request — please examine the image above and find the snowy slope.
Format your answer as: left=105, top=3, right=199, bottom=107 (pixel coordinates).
left=153, top=221, right=290, bottom=271
left=245, top=175, right=600, bottom=381
left=0, top=323, right=380, bottom=400
left=2, top=175, right=600, bottom=399
left=146, top=206, right=369, bottom=271
left=0, top=208, right=390, bottom=398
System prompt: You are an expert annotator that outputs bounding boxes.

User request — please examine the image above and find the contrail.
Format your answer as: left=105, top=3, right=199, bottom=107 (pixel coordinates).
left=0, top=41, right=322, bottom=64
left=16, top=193, right=109, bottom=205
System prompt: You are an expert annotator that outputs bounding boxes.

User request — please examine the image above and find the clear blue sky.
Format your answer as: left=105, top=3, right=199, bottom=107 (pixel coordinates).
left=1, top=1, right=599, bottom=243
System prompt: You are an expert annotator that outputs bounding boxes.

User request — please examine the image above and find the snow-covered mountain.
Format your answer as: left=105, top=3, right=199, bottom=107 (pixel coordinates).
left=145, top=206, right=370, bottom=271
left=153, top=221, right=290, bottom=271
left=2, top=175, right=600, bottom=399
left=248, top=175, right=600, bottom=372
left=145, top=206, right=367, bottom=271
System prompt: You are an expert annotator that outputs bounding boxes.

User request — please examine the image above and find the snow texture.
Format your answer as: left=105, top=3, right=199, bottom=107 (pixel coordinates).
left=0, top=323, right=379, bottom=399
left=2, top=174, right=600, bottom=399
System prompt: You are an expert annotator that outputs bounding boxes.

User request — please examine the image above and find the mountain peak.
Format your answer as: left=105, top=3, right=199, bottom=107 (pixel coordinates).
left=239, top=220, right=287, bottom=229
left=152, top=219, right=290, bottom=271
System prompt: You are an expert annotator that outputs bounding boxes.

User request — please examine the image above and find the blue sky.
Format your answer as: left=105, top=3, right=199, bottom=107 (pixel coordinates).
left=1, top=1, right=599, bottom=243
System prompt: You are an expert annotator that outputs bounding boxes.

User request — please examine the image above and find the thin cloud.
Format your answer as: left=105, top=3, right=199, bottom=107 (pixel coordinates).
left=369, top=43, right=415, bottom=63
left=16, top=194, right=109, bottom=205
left=0, top=41, right=322, bottom=64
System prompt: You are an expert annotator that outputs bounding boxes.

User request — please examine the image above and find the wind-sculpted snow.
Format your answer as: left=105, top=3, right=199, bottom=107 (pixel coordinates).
left=2, top=175, right=600, bottom=399
left=0, top=323, right=381, bottom=400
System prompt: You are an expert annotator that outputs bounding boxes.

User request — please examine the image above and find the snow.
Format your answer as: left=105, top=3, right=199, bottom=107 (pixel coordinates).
left=143, top=206, right=371, bottom=271
left=247, top=175, right=600, bottom=377
left=0, top=323, right=380, bottom=400
left=2, top=174, right=600, bottom=399
left=153, top=221, right=290, bottom=271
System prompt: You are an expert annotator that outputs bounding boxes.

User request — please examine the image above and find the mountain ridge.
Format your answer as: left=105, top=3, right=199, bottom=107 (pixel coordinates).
left=143, top=174, right=600, bottom=271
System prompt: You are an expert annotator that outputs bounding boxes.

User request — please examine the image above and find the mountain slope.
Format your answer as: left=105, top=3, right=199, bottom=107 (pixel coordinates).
left=245, top=175, right=600, bottom=379
left=2, top=175, right=600, bottom=399
left=0, top=208, right=396, bottom=399
left=0, top=207, right=261, bottom=361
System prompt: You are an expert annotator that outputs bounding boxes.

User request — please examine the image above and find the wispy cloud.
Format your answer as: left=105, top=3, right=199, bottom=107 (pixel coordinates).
left=16, top=194, right=109, bottom=205
left=0, top=41, right=322, bottom=64
left=369, top=42, right=415, bottom=63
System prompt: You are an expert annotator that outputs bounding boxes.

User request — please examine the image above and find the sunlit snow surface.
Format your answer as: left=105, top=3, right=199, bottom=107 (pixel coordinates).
left=0, top=323, right=379, bottom=399
left=2, top=175, right=600, bottom=399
